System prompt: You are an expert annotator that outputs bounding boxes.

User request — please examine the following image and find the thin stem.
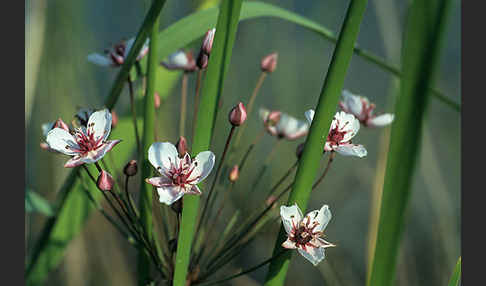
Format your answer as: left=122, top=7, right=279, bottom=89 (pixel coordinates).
left=250, top=139, right=282, bottom=194
left=128, top=76, right=142, bottom=155
left=180, top=73, right=188, bottom=136
left=192, top=70, right=204, bottom=140
left=124, top=175, right=139, bottom=219
left=312, top=152, right=336, bottom=190
left=267, top=160, right=299, bottom=196
left=233, top=71, right=267, bottom=148
left=195, top=126, right=236, bottom=238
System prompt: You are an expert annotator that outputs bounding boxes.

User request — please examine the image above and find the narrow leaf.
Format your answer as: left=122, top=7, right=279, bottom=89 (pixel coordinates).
left=25, top=189, right=54, bottom=217
left=448, top=257, right=461, bottom=286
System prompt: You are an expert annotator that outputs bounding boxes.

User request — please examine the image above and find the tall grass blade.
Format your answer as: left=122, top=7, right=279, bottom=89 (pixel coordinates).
left=448, top=257, right=461, bottom=286
left=172, top=1, right=243, bottom=285
left=264, top=1, right=369, bottom=285
left=368, top=0, right=452, bottom=285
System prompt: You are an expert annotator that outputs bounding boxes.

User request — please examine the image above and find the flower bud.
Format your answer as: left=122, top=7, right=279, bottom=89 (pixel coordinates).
left=154, top=92, right=161, bottom=109
left=267, top=111, right=281, bottom=126
left=123, top=160, right=138, bottom=177
left=176, top=136, right=189, bottom=157
left=265, top=195, right=277, bottom=208
left=111, top=110, right=118, bottom=128
left=261, top=52, right=278, bottom=73
left=196, top=51, right=209, bottom=70
left=53, top=118, right=69, bottom=131
left=202, top=28, right=215, bottom=55
left=97, top=170, right=115, bottom=191
left=229, top=165, right=239, bottom=182
left=228, top=102, right=247, bottom=126
left=296, top=143, right=305, bottom=159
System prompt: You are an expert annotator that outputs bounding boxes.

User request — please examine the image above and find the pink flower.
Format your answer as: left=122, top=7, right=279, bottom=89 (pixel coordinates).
left=87, top=37, right=149, bottom=68
left=46, top=109, right=121, bottom=168
left=97, top=170, right=115, bottom=191
left=259, top=108, right=309, bottom=140
left=145, top=142, right=215, bottom=205
left=229, top=102, right=247, bottom=126
left=305, top=110, right=367, bottom=158
left=339, top=90, right=394, bottom=127
left=281, top=204, right=335, bottom=266
left=261, top=52, right=278, bottom=73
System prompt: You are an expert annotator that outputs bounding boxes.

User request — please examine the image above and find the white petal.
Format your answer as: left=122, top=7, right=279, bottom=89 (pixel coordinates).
left=186, top=185, right=202, bottom=195
left=156, top=186, right=185, bottom=206
left=46, top=128, right=79, bottom=155
left=148, top=142, right=179, bottom=174
left=334, top=111, right=360, bottom=142
left=87, top=109, right=112, bottom=141
left=282, top=238, right=298, bottom=249
left=146, top=176, right=172, bottom=187
left=335, top=144, right=367, bottom=158
left=277, top=113, right=309, bottom=140
left=304, top=205, right=332, bottom=233
left=82, top=140, right=121, bottom=164
left=280, top=204, right=303, bottom=235
left=168, top=50, right=189, bottom=67
left=367, top=114, right=394, bottom=127
left=304, top=109, right=315, bottom=125
left=64, top=156, right=85, bottom=168
left=342, top=90, right=363, bottom=116
left=125, top=37, right=150, bottom=60
left=87, top=53, right=112, bottom=67
left=188, top=151, right=215, bottom=184
left=298, top=246, right=326, bottom=266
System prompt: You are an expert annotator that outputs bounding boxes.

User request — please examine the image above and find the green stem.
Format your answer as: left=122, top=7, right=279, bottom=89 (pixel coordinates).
left=264, top=1, right=369, bottom=285
left=128, top=77, right=142, bottom=155
left=180, top=73, right=188, bottom=136
left=137, top=9, right=162, bottom=285
left=172, top=1, right=243, bottom=285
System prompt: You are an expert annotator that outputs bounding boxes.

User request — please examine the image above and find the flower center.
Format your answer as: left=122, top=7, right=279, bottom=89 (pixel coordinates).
left=67, top=125, right=104, bottom=155
left=327, top=128, right=346, bottom=145
left=290, top=219, right=322, bottom=250
left=166, top=158, right=200, bottom=189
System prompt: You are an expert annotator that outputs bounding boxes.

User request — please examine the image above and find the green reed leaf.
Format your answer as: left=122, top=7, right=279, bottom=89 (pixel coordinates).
left=172, top=1, right=243, bottom=285
left=264, top=1, right=369, bottom=285
left=368, top=0, right=452, bottom=285
left=25, top=189, right=54, bottom=217
left=448, top=257, right=461, bottom=286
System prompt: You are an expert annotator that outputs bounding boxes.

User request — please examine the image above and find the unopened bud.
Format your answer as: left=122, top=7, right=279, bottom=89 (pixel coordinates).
left=229, top=165, right=239, bottom=182
left=202, top=28, right=216, bottom=55
left=154, top=92, right=161, bottom=109
left=111, top=110, right=118, bottom=128
left=176, top=136, right=189, bottom=157
left=171, top=199, right=183, bottom=215
left=229, top=102, right=247, bottom=126
left=196, top=51, right=209, bottom=70
left=97, top=170, right=115, bottom=191
left=261, top=52, right=278, bottom=73
left=267, top=111, right=281, bottom=126
left=123, top=160, right=138, bottom=177
left=296, top=143, right=305, bottom=159
left=53, top=118, right=69, bottom=131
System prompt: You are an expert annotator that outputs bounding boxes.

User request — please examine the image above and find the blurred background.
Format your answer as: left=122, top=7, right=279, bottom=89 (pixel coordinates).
left=25, top=0, right=460, bottom=285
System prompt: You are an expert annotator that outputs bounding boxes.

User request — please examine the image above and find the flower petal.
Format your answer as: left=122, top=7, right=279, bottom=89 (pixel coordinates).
left=282, top=238, right=298, bottom=249
left=342, top=90, right=363, bottom=117
left=303, top=204, right=332, bottom=233
left=334, top=143, right=367, bottom=158
left=334, top=111, right=360, bottom=142
left=315, top=238, right=336, bottom=248
left=298, top=246, right=326, bottom=266
left=280, top=204, right=303, bottom=235
left=148, top=142, right=179, bottom=174
left=64, top=156, right=85, bottom=168
left=87, top=109, right=112, bottom=141
left=277, top=113, right=309, bottom=140
left=146, top=176, right=172, bottom=187
left=156, top=186, right=185, bottom=205
left=188, top=151, right=215, bottom=184
left=42, top=122, right=55, bottom=137
left=367, top=113, right=394, bottom=127
left=82, top=140, right=121, bottom=163
left=304, top=109, right=315, bottom=125
left=46, top=128, right=80, bottom=155
left=186, top=185, right=202, bottom=195
left=87, top=53, right=112, bottom=67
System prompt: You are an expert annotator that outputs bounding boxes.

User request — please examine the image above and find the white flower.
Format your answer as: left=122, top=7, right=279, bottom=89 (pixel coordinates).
left=305, top=110, right=367, bottom=158
left=161, top=50, right=197, bottom=72
left=45, top=109, right=121, bottom=168
left=281, top=204, right=335, bottom=266
left=87, top=37, right=149, bottom=67
left=41, top=119, right=70, bottom=151
left=259, top=108, right=309, bottom=140
left=339, top=90, right=394, bottom=127
left=145, top=142, right=215, bottom=205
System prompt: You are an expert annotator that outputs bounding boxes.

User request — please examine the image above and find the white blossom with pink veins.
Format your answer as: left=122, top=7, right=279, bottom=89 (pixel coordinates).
left=87, top=37, right=149, bottom=67
left=281, top=204, right=335, bottom=266
left=340, top=90, right=394, bottom=127
left=259, top=108, right=309, bottom=140
left=305, top=110, right=367, bottom=158
left=146, top=142, right=215, bottom=205
left=46, top=109, right=121, bottom=168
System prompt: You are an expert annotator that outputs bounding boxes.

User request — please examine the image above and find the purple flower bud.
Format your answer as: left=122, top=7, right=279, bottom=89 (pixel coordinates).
left=261, top=52, right=278, bottom=73
left=53, top=118, right=69, bottom=131
left=154, top=92, right=161, bottom=109
left=176, top=136, right=189, bottom=157
left=97, top=170, right=115, bottom=191
left=229, top=102, right=247, bottom=126
left=202, top=28, right=216, bottom=55
left=196, top=51, right=209, bottom=70
left=229, top=165, right=239, bottom=182
left=123, top=160, right=138, bottom=177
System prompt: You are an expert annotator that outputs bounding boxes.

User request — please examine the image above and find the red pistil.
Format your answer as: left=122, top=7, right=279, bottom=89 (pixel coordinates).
left=67, top=127, right=104, bottom=155
left=165, top=158, right=201, bottom=189
left=289, top=218, right=323, bottom=250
